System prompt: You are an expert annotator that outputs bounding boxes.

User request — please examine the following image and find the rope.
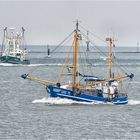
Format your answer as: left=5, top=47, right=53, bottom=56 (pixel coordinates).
left=47, top=31, right=75, bottom=55
left=57, top=37, right=75, bottom=82
left=80, top=31, right=108, bottom=58
left=28, top=31, right=75, bottom=75
left=79, top=24, right=107, bottom=44
left=78, top=39, right=86, bottom=77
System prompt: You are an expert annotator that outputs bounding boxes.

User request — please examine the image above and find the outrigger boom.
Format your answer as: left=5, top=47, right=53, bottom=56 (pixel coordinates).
left=21, top=73, right=134, bottom=87
left=21, top=74, right=57, bottom=85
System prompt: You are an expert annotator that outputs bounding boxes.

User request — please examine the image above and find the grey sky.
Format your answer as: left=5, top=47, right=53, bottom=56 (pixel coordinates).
left=0, top=0, right=140, bottom=46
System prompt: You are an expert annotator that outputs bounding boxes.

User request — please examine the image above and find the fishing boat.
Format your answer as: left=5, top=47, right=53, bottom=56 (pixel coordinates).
left=21, top=21, right=134, bottom=104
left=0, top=27, right=30, bottom=64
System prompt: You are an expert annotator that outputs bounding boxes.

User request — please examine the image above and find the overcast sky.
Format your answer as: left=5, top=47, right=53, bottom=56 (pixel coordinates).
left=0, top=0, right=140, bottom=46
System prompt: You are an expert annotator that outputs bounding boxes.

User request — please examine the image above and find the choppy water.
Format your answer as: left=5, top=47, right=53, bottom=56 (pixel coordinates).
left=0, top=48, right=140, bottom=139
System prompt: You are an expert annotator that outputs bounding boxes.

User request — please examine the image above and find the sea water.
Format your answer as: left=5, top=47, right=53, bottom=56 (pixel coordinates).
left=0, top=47, right=140, bottom=139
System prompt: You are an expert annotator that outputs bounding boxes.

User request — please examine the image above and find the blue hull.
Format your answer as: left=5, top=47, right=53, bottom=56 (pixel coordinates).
left=48, top=85, right=128, bottom=105
left=0, top=56, right=30, bottom=64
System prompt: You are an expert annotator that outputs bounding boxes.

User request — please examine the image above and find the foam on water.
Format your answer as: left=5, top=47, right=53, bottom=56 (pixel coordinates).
left=0, top=63, right=64, bottom=67
left=32, top=97, right=109, bottom=105
left=0, top=63, right=21, bottom=67
left=25, top=63, right=63, bottom=67
left=26, top=64, right=47, bottom=67
left=0, top=63, right=47, bottom=67
left=128, top=100, right=140, bottom=105
left=32, top=97, right=76, bottom=105
left=32, top=98, right=140, bottom=106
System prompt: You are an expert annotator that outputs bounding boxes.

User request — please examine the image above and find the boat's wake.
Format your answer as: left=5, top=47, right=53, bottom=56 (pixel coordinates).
left=32, top=97, right=110, bottom=105
left=0, top=63, right=47, bottom=67
left=0, top=63, right=64, bottom=67
left=32, top=97, right=77, bottom=105
left=26, top=64, right=47, bottom=67
left=32, top=97, right=140, bottom=106
left=28, top=63, right=63, bottom=67
left=0, top=63, right=20, bottom=67
left=128, top=100, right=140, bottom=105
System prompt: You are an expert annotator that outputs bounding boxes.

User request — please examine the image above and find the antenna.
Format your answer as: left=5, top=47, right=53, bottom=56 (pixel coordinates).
left=73, top=19, right=81, bottom=31
left=22, top=27, right=25, bottom=37
left=22, top=27, right=25, bottom=32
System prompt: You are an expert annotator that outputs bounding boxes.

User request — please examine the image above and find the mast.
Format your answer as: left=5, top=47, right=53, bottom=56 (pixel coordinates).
left=86, top=31, right=90, bottom=51
left=73, top=20, right=79, bottom=91
left=1, top=27, right=7, bottom=56
left=106, top=37, right=113, bottom=79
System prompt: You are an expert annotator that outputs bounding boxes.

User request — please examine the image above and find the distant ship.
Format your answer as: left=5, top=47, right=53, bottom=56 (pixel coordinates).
left=0, top=27, right=30, bottom=64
